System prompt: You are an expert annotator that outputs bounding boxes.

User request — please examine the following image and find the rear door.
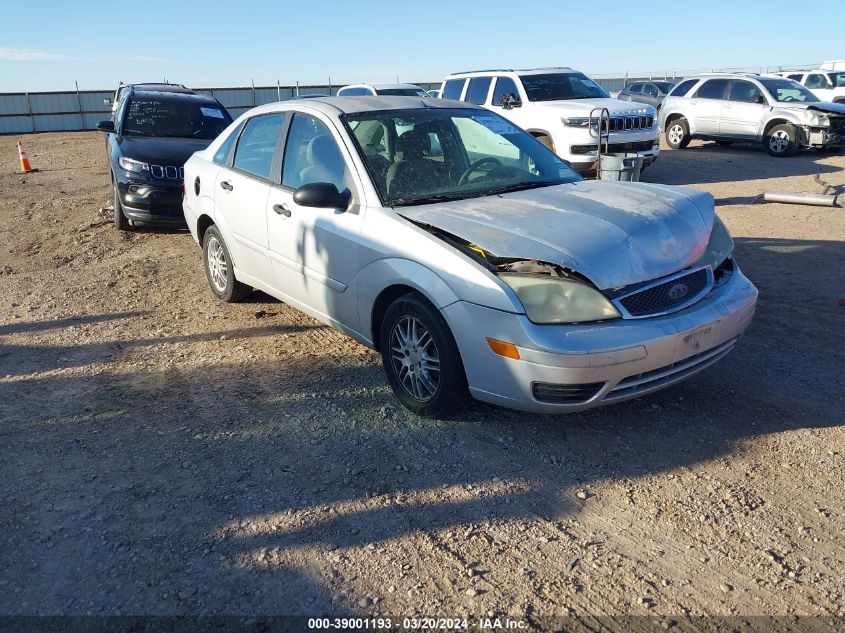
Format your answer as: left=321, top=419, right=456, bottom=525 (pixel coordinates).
left=689, top=79, right=729, bottom=134
left=213, top=112, right=285, bottom=282
left=720, top=80, right=767, bottom=138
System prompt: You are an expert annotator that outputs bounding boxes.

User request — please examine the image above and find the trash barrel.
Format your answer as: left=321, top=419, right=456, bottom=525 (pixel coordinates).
left=598, top=153, right=644, bottom=182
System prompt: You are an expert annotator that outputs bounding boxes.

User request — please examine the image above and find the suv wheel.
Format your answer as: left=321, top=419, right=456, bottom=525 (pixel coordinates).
left=766, top=123, right=798, bottom=157
left=113, top=180, right=131, bottom=231
left=202, top=225, right=251, bottom=302
left=379, top=293, right=468, bottom=418
left=665, top=118, right=690, bottom=149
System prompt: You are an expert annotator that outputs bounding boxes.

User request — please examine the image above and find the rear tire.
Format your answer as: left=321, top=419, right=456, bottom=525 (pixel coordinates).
left=379, top=293, right=468, bottom=418
left=766, top=123, right=798, bottom=157
left=113, top=180, right=131, bottom=231
left=665, top=118, right=690, bottom=149
left=202, top=225, right=251, bottom=302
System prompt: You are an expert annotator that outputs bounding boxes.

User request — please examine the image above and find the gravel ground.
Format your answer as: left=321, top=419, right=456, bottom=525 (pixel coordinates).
left=1, top=132, right=844, bottom=626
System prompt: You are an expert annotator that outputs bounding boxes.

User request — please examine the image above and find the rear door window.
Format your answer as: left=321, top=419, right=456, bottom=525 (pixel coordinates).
left=628, top=83, right=642, bottom=93
left=232, top=113, right=285, bottom=180
left=442, top=78, right=467, bottom=101
left=695, top=79, right=729, bottom=100
left=806, top=74, right=830, bottom=89
left=213, top=123, right=241, bottom=165
left=464, top=77, right=493, bottom=104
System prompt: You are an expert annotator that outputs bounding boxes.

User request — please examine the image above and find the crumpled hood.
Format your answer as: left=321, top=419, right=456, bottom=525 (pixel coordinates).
left=805, top=102, right=845, bottom=116
left=117, top=136, right=212, bottom=165
left=398, top=181, right=715, bottom=290
left=532, top=98, right=655, bottom=115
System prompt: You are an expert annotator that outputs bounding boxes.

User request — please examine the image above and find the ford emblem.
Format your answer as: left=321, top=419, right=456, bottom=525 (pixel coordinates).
left=668, top=283, right=689, bottom=301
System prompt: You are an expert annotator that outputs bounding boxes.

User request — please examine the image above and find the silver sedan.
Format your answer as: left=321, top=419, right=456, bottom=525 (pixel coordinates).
left=183, top=96, right=757, bottom=417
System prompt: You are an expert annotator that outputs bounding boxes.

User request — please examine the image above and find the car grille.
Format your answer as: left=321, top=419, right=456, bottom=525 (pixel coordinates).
left=150, top=165, right=184, bottom=180
left=532, top=381, right=604, bottom=405
left=612, top=266, right=714, bottom=319
left=605, top=338, right=738, bottom=402
left=601, top=115, right=654, bottom=132
left=570, top=140, right=657, bottom=155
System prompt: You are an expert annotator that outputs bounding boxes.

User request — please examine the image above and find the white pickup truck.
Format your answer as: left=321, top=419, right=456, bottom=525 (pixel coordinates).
left=773, top=70, right=845, bottom=104
left=439, top=67, right=660, bottom=171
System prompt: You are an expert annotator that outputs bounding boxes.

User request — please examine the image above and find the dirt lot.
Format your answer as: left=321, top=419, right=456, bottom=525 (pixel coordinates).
left=1, top=132, right=844, bottom=627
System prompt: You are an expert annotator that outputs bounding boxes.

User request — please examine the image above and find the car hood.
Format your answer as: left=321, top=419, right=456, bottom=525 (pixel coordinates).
left=117, top=136, right=213, bottom=165
left=805, top=102, right=845, bottom=115
left=398, top=181, right=715, bottom=290
left=530, top=98, right=655, bottom=115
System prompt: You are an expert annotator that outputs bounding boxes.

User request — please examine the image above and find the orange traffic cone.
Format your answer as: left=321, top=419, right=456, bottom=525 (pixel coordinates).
left=17, top=140, right=35, bottom=173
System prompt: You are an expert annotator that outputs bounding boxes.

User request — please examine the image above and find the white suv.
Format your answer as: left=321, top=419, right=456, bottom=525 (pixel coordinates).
left=773, top=70, right=845, bottom=103
left=439, top=67, right=660, bottom=171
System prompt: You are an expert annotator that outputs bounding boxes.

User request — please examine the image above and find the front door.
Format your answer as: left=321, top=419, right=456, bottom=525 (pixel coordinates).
left=720, top=80, right=767, bottom=138
left=267, top=112, right=363, bottom=326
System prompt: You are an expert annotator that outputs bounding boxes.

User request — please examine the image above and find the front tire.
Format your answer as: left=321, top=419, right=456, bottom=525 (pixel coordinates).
left=766, top=123, right=798, bottom=157
left=665, top=118, right=691, bottom=149
left=202, top=225, right=251, bottom=302
left=113, top=180, right=131, bottom=231
left=379, top=293, right=468, bottom=418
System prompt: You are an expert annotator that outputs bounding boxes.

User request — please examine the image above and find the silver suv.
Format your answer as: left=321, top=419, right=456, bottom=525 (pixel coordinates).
left=659, top=73, right=845, bottom=156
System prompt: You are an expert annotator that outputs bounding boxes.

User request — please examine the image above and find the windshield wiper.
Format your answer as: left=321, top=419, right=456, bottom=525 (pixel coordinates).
left=484, top=180, right=565, bottom=196
left=391, top=193, right=469, bottom=207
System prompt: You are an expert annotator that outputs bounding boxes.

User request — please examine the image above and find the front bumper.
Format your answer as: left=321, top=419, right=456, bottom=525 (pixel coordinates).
left=801, top=125, right=845, bottom=149
left=116, top=180, right=185, bottom=225
left=443, top=265, right=758, bottom=414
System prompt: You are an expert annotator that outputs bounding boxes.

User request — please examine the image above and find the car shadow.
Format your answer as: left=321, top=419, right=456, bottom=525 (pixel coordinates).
left=644, top=142, right=843, bottom=186
left=2, top=236, right=843, bottom=615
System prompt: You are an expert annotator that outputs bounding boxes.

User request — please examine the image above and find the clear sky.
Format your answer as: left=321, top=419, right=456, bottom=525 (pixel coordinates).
left=3, top=0, right=844, bottom=92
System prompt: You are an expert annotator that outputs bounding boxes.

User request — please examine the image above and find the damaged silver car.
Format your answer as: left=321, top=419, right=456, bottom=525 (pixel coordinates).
left=183, top=96, right=758, bottom=417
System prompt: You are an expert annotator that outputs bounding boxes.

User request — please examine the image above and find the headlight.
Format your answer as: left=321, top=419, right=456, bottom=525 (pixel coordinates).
left=563, top=117, right=595, bottom=128
left=119, top=156, right=149, bottom=172
left=696, top=215, right=734, bottom=269
left=808, top=112, right=830, bottom=127
left=500, top=274, right=620, bottom=324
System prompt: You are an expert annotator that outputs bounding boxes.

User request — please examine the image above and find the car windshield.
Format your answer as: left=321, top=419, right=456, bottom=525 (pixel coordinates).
left=828, top=72, right=845, bottom=87
left=654, top=81, right=675, bottom=94
left=122, top=98, right=233, bottom=139
left=344, top=108, right=581, bottom=207
left=758, top=78, right=820, bottom=103
left=518, top=73, right=609, bottom=101
left=377, top=88, right=428, bottom=96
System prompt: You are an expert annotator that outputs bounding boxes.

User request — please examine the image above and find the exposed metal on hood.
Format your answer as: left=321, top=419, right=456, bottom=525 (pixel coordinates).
left=398, top=180, right=715, bottom=290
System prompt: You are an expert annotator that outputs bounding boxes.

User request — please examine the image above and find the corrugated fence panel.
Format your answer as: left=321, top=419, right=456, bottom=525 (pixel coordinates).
left=29, top=93, right=83, bottom=115
left=0, top=116, right=32, bottom=134
left=0, top=94, right=30, bottom=115
left=78, top=92, right=113, bottom=113
left=33, top=114, right=85, bottom=132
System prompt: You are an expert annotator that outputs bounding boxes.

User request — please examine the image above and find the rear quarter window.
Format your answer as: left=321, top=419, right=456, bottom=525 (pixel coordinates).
left=442, top=79, right=466, bottom=101
left=668, top=79, right=698, bottom=97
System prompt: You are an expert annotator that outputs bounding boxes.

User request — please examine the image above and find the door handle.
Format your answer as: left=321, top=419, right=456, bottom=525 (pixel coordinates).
left=220, top=180, right=233, bottom=191
left=273, top=203, right=291, bottom=217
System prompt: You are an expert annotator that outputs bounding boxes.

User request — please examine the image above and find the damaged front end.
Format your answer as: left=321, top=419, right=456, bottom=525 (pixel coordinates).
left=800, top=105, right=845, bottom=148
left=414, top=214, right=735, bottom=324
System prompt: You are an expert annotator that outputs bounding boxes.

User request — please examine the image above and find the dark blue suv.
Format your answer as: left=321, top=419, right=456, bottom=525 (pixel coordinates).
left=96, top=87, right=232, bottom=230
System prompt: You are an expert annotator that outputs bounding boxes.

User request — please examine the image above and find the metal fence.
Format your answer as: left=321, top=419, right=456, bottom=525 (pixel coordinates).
left=0, top=82, right=441, bottom=135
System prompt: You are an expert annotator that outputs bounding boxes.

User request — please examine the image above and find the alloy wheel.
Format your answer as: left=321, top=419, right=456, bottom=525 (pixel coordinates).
left=668, top=124, right=684, bottom=145
left=206, top=236, right=228, bottom=293
left=769, top=130, right=790, bottom=154
left=389, top=315, right=441, bottom=402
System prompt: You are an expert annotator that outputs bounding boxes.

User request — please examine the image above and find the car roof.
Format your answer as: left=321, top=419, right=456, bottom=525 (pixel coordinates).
left=340, top=83, right=424, bottom=90
left=129, top=89, right=223, bottom=105
left=123, top=83, right=194, bottom=94
left=445, top=67, right=575, bottom=78
left=246, top=95, right=479, bottom=116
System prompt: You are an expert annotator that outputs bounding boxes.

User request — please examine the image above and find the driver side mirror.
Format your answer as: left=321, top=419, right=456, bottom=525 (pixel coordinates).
left=293, top=182, right=348, bottom=210
left=500, top=93, right=522, bottom=109
left=754, top=94, right=766, bottom=105
left=96, top=120, right=115, bottom=133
